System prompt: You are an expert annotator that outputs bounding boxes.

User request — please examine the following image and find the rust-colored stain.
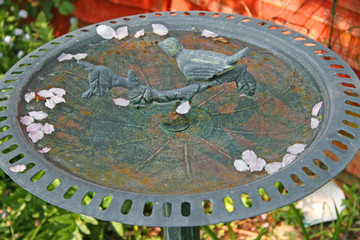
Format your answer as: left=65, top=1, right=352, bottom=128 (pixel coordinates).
left=217, top=102, right=238, bottom=114
left=80, top=110, right=92, bottom=116
left=67, top=119, right=84, bottom=130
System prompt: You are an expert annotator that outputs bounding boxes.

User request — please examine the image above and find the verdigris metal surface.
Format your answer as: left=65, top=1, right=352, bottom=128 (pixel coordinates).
left=0, top=11, right=359, bottom=227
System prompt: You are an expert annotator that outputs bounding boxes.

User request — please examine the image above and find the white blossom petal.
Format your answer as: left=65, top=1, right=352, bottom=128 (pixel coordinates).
left=312, top=101, right=323, bottom=116
left=249, top=158, right=266, bottom=172
left=176, top=101, right=191, bottom=114
left=28, top=130, right=44, bottom=143
left=9, top=164, right=27, bottom=173
left=134, top=29, right=145, bottom=38
left=41, top=123, right=55, bottom=134
left=37, top=89, right=54, bottom=98
left=26, top=123, right=43, bottom=133
left=57, top=53, right=73, bottom=62
left=50, top=95, right=66, bottom=104
left=38, top=147, right=51, bottom=153
left=282, top=153, right=297, bottom=167
left=24, top=92, right=35, bottom=103
left=20, top=115, right=34, bottom=125
left=45, top=99, right=56, bottom=109
left=265, top=162, right=282, bottom=175
left=234, top=159, right=249, bottom=172
left=241, top=150, right=257, bottom=165
left=74, top=53, right=87, bottom=60
left=115, top=26, right=128, bottom=40
left=287, top=143, right=306, bottom=155
left=49, top=88, right=66, bottom=97
left=28, top=111, right=48, bottom=120
left=152, top=23, right=168, bottom=36
left=113, top=97, right=130, bottom=107
left=311, top=118, right=320, bottom=129
left=96, top=25, right=116, bottom=39
left=201, top=29, right=219, bottom=38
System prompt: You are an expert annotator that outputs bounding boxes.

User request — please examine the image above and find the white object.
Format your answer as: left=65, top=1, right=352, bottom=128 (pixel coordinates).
left=45, top=99, right=56, bottom=109
left=287, top=143, right=306, bottom=155
left=115, top=26, right=128, bottom=40
left=113, top=98, right=130, bottom=107
left=282, top=153, right=297, bottom=167
left=96, top=25, right=116, bottom=39
left=249, top=157, right=266, bottom=172
left=152, top=24, right=168, bottom=36
left=201, top=29, right=219, bottom=38
left=28, top=130, right=44, bottom=143
left=38, top=147, right=51, bottom=153
left=20, top=116, right=34, bottom=125
left=24, top=92, right=35, bottom=103
left=175, top=101, right=191, bottom=114
left=312, top=101, right=323, bottom=116
left=234, top=159, right=249, bottom=172
left=135, top=29, right=145, bottom=38
left=28, top=111, right=48, bottom=120
left=311, top=118, right=320, bottom=129
left=265, top=162, right=282, bottom=174
left=9, top=164, right=27, bottom=173
left=41, top=123, right=55, bottom=134
left=296, top=181, right=346, bottom=226
left=241, top=150, right=257, bottom=165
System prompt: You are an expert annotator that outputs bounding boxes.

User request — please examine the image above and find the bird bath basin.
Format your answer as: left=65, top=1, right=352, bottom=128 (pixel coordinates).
left=0, top=12, right=359, bottom=230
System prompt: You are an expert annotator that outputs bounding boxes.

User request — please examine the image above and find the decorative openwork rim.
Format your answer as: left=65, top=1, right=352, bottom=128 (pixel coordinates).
left=0, top=11, right=359, bottom=227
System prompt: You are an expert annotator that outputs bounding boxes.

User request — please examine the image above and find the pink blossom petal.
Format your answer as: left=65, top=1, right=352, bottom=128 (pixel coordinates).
left=28, top=130, right=44, bottom=143
left=241, top=150, right=257, bottom=165
left=234, top=159, right=250, bottom=172
left=311, top=118, right=320, bottom=129
left=115, top=26, right=128, bottom=40
left=38, top=147, right=51, bottom=153
left=96, top=25, right=116, bottom=39
left=49, top=88, right=66, bottom=97
left=176, top=101, right=191, bottom=114
left=28, top=111, right=48, bottom=120
left=113, top=97, right=130, bottom=107
left=265, top=162, right=283, bottom=175
left=20, top=115, right=34, bottom=125
left=152, top=23, right=168, bottom=36
left=135, top=29, right=145, bottom=38
left=282, top=153, right=297, bottom=167
left=57, top=53, right=73, bottom=62
left=37, top=89, right=54, bottom=98
left=9, top=164, right=27, bottom=173
left=249, top=158, right=266, bottom=172
left=201, top=29, right=219, bottom=38
left=73, top=53, right=87, bottom=60
left=45, top=99, right=56, bottom=109
left=41, top=123, right=55, bottom=134
left=24, top=92, right=35, bottom=103
left=312, top=101, right=323, bottom=116
left=287, top=143, right=306, bottom=155
left=26, top=123, right=43, bottom=133
left=50, top=95, right=66, bottom=104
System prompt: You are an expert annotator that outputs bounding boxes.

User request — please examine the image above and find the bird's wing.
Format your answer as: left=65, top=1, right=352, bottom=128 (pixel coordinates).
left=182, top=62, right=227, bottom=81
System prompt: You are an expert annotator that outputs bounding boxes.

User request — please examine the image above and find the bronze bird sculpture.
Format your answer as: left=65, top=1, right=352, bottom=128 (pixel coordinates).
left=158, top=37, right=250, bottom=81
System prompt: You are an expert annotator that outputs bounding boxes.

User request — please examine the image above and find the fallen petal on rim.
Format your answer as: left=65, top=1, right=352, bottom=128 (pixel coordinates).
left=201, top=29, right=219, bottom=38
left=312, top=101, right=323, bottom=116
left=28, top=130, right=44, bottom=143
left=38, top=147, right=51, bottom=153
left=41, top=123, right=55, bottom=134
left=282, top=153, right=297, bottom=167
left=49, top=88, right=66, bottom=97
left=57, top=53, right=73, bottom=62
left=96, top=25, right=116, bottom=39
left=20, top=115, right=34, bottom=125
left=152, top=23, right=168, bottom=36
left=73, top=53, right=87, bottom=60
left=115, top=26, right=128, bottom=40
left=265, top=162, right=282, bottom=175
left=26, top=123, right=43, bottom=133
left=28, top=111, right=48, bottom=120
left=134, top=29, right=145, bottom=38
left=37, top=89, right=54, bottom=98
left=241, top=150, right=257, bottom=165
left=311, top=118, right=320, bottom=129
left=9, top=164, right=27, bottom=173
left=45, top=99, right=56, bottom=109
left=234, top=159, right=250, bottom=172
left=24, top=92, right=35, bottom=103
left=50, top=95, right=66, bottom=104
left=287, top=143, right=307, bottom=155
left=249, top=158, right=266, bottom=172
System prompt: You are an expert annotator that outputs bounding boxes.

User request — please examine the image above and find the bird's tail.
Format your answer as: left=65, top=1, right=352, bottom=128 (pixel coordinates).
left=226, top=47, right=250, bottom=65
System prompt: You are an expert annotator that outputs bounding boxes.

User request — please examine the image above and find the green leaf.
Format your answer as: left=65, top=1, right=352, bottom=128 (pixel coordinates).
left=111, top=222, right=124, bottom=237
left=59, top=1, right=76, bottom=15
left=68, top=17, right=78, bottom=32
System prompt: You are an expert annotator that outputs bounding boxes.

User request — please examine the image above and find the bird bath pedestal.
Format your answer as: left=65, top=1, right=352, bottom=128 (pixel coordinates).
left=0, top=11, right=359, bottom=239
